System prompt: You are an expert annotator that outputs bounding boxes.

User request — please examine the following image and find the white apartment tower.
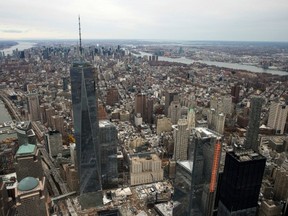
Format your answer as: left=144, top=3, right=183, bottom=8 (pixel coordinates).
left=173, top=119, right=189, bottom=160
left=267, top=101, right=288, bottom=134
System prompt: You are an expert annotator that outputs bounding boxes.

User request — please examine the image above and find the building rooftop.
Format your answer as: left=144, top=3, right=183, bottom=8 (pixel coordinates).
left=17, top=176, right=39, bottom=191
left=16, top=121, right=31, bottom=131
left=16, top=143, right=36, bottom=156
left=230, top=149, right=266, bottom=162
left=194, top=127, right=222, bottom=139
left=99, top=120, right=115, bottom=128
left=177, top=160, right=193, bottom=173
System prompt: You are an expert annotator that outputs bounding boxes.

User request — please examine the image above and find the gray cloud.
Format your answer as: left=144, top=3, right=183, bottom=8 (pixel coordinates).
left=1, top=29, right=24, bottom=33
left=0, top=0, right=288, bottom=41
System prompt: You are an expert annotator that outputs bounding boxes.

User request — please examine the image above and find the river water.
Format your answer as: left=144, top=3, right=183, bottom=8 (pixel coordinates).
left=1, top=41, right=36, bottom=55
left=138, top=51, right=288, bottom=76
left=0, top=100, right=16, bottom=141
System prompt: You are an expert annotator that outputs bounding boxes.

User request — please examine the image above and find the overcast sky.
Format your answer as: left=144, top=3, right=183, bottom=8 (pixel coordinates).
left=1, top=0, right=288, bottom=41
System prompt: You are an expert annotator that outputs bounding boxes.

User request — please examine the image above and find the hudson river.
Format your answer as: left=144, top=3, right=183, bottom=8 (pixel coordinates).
left=1, top=41, right=36, bottom=55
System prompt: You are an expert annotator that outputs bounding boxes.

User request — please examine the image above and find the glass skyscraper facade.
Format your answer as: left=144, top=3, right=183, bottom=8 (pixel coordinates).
left=218, top=150, right=266, bottom=216
left=99, top=120, right=118, bottom=189
left=189, top=127, right=222, bottom=216
left=70, top=62, right=101, bottom=194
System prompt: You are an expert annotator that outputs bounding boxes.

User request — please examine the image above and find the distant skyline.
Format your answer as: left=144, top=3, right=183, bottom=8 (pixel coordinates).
left=1, top=0, right=288, bottom=42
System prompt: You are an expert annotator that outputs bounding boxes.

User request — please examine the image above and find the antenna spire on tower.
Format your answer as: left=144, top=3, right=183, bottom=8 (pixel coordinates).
left=78, top=15, right=82, bottom=56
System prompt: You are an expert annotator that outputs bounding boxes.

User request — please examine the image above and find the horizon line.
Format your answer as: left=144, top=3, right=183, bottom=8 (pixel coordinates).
left=1, top=38, right=288, bottom=43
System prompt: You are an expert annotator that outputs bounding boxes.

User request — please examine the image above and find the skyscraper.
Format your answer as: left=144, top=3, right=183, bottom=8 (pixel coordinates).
left=231, top=84, right=240, bottom=103
left=245, top=96, right=264, bottom=152
left=70, top=61, right=101, bottom=194
left=188, top=127, right=222, bottom=216
left=173, top=119, right=189, bottom=161
left=218, top=150, right=266, bottom=216
left=187, top=108, right=196, bottom=130
left=27, top=93, right=40, bottom=121
left=135, top=92, right=147, bottom=122
left=267, top=101, right=288, bottom=134
left=165, top=91, right=178, bottom=116
left=99, top=120, right=118, bottom=189
left=168, top=100, right=182, bottom=124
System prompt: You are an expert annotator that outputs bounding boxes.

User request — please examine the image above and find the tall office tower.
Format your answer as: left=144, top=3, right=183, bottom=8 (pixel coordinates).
left=51, top=115, right=65, bottom=135
left=62, top=76, right=68, bottom=91
left=168, top=101, right=182, bottom=124
left=173, top=119, right=189, bottom=160
left=15, top=177, right=49, bottom=216
left=146, top=97, right=154, bottom=124
left=214, top=113, right=225, bottom=135
left=207, top=108, right=216, bottom=127
left=15, top=121, right=36, bottom=145
left=210, top=96, right=218, bottom=110
left=267, top=101, right=288, bottom=134
left=189, top=127, right=222, bottom=216
left=165, top=91, right=178, bottom=116
left=45, top=108, right=55, bottom=128
left=273, top=165, right=288, bottom=202
left=245, top=96, right=264, bottom=152
left=221, top=96, right=233, bottom=115
left=187, top=108, right=196, bottom=130
left=135, top=92, right=147, bottom=122
left=39, top=105, right=47, bottom=124
left=218, top=150, right=266, bottom=216
left=106, top=86, right=119, bottom=106
left=99, top=120, right=118, bottom=189
left=70, top=61, right=101, bottom=194
left=27, top=93, right=40, bottom=121
left=231, top=84, right=240, bottom=103
left=44, top=130, right=63, bottom=158
left=14, top=143, right=44, bottom=182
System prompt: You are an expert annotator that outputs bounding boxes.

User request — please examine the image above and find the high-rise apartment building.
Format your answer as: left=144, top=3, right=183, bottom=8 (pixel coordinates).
left=27, top=93, right=40, bottom=121
left=51, top=115, right=65, bottom=135
left=62, top=76, right=69, bottom=91
left=70, top=61, right=101, bottom=194
left=168, top=101, right=182, bottom=124
left=173, top=119, right=189, bottom=161
left=106, top=86, right=119, bottom=106
left=135, top=93, right=147, bottom=122
left=245, top=96, right=264, bottom=152
left=165, top=91, right=178, bottom=116
left=189, top=127, right=222, bottom=216
left=231, top=84, right=240, bottom=103
left=214, top=113, right=225, bottom=135
left=267, top=101, right=288, bottom=134
left=218, top=150, right=266, bottom=216
left=187, top=108, right=196, bottom=130
left=45, top=108, right=55, bottom=128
